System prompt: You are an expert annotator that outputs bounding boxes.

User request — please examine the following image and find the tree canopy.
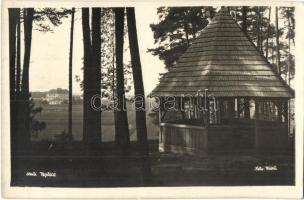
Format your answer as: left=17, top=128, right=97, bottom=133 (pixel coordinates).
left=149, top=6, right=295, bottom=83
left=148, top=7, right=216, bottom=69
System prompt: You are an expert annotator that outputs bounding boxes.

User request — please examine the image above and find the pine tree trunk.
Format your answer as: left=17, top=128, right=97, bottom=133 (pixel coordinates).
left=68, top=8, right=75, bottom=140
left=20, top=8, right=34, bottom=146
left=184, top=23, right=190, bottom=46
left=127, top=7, right=152, bottom=184
left=265, top=7, right=271, bottom=59
left=259, top=9, right=264, bottom=53
left=114, top=8, right=130, bottom=150
left=16, top=10, right=21, bottom=96
left=81, top=8, right=92, bottom=144
left=287, top=8, right=291, bottom=85
left=275, top=7, right=281, bottom=74
left=256, top=7, right=261, bottom=50
left=9, top=8, right=17, bottom=102
left=15, top=9, right=21, bottom=152
left=271, top=37, right=275, bottom=64
left=112, top=16, right=118, bottom=144
left=91, top=8, right=102, bottom=144
left=82, top=8, right=102, bottom=147
left=287, top=8, right=292, bottom=137
left=9, top=8, right=18, bottom=151
left=242, top=6, right=247, bottom=33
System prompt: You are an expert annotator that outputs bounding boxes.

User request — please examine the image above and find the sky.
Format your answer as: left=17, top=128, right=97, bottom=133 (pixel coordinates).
left=29, top=6, right=167, bottom=95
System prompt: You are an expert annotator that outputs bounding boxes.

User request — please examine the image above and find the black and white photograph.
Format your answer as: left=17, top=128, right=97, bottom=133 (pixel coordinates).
left=1, top=0, right=303, bottom=198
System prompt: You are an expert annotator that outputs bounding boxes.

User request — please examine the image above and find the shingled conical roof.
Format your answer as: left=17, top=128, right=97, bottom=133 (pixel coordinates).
left=150, top=8, right=294, bottom=98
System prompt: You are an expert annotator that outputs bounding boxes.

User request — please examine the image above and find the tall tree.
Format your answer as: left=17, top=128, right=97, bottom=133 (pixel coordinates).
left=82, top=8, right=102, bottom=146
left=8, top=8, right=19, bottom=151
left=76, top=9, right=133, bottom=146
left=9, top=8, right=18, bottom=102
left=98, top=9, right=133, bottom=99
left=20, top=8, right=34, bottom=145
left=265, top=7, right=271, bottom=59
left=75, top=9, right=133, bottom=100
left=259, top=8, right=264, bottom=52
left=241, top=6, right=247, bottom=33
left=111, top=10, right=118, bottom=145
left=256, top=7, right=261, bottom=51
left=114, top=8, right=130, bottom=150
left=10, top=8, right=72, bottom=147
left=68, top=8, right=75, bottom=140
left=127, top=7, right=152, bottom=183
left=275, top=7, right=281, bottom=74
left=280, top=7, right=295, bottom=81
left=242, top=7, right=268, bottom=52
left=90, top=8, right=102, bottom=144
left=16, top=10, right=21, bottom=96
left=15, top=10, right=22, bottom=150
left=148, top=7, right=215, bottom=69
left=286, top=8, right=292, bottom=84
left=81, top=8, right=92, bottom=144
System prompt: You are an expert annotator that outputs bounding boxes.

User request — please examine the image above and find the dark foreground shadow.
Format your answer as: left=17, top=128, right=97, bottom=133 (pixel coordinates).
left=11, top=140, right=295, bottom=187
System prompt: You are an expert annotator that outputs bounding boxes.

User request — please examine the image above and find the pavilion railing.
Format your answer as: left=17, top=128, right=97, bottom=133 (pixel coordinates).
left=159, top=120, right=288, bottom=154
left=159, top=122, right=207, bottom=154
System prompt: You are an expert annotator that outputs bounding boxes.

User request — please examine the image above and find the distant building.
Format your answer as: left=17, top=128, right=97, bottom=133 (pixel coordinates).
left=45, top=88, right=68, bottom=105
left=30, top=89, right=82, bottom=105
left=31, top=91, right=46, bottom=101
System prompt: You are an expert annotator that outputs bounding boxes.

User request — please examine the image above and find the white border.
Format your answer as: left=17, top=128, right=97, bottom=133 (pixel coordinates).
left=1, top=0, right=303, bottom=198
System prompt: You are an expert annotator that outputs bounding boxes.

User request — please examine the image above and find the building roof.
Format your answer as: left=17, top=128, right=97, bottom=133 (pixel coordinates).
left=150, top=8, right=294, bottom=98
left=48, top=88, right=69, bottom=94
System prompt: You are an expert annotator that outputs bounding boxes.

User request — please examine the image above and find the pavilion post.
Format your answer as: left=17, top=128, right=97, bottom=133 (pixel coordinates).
left=199, top=96, right=205, bottom=126
left=283, top=100, right=289, bottom=149
left=214, top=97, right=219, bottom=124
left=158, top=97, right=165, bottom=152
left=236, top=98, right=241, bottom=118
left=254, top=99, right=260, bottom=152
left=193, top=97, right=198, bottom=119
left=180, top=97, right=186, bottom=120
left=158, top=98, right=163, bottom=134
left=283, top=100, right=288, bottom=124
left=190, top=97, right=194, bottom=119
left=277, top=101, right=283, bottom=123
left=219, top=99, right=225, bottom=124
left=244, top=97, right=250, bottom=119
left=216, top=99, right=221, bottom=124
left=203, top=99, right=210, bottom=128
left=227, top=98, right=235, bottom=123
left=158, top=105, right=162, bottom=124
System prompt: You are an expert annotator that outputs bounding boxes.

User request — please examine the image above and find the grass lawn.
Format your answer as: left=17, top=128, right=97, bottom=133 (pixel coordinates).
left=34, top=102, right=158, bottom=142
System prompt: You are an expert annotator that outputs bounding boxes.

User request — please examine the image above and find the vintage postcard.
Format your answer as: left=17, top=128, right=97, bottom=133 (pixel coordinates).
left=1, top=0, right=303, bottom=198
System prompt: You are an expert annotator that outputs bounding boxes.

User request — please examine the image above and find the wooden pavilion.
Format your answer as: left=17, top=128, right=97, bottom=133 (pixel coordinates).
left=150, top=8, right=294, bottom=154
